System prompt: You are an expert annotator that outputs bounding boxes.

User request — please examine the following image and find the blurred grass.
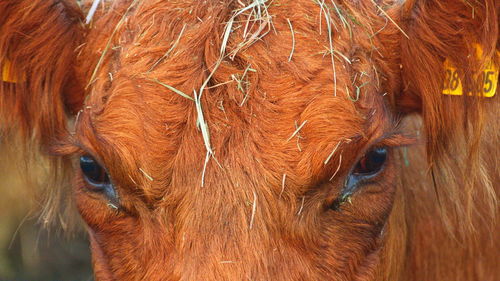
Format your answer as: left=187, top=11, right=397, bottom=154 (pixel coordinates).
left=0, top=140, right=92, bottom=281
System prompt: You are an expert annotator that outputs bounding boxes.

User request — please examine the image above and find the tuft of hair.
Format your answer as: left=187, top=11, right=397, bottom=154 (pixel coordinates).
left=398, top=0, right=498, bottom=234
left=0, top=0, right=85, bottom=229
left=371, top=1, right=499, bottom=279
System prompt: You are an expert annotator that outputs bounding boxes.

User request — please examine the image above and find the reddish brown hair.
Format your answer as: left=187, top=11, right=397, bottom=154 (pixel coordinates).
left=0, top=0, right=497, bottom=280
left=0, top=0, right=85, bottom=227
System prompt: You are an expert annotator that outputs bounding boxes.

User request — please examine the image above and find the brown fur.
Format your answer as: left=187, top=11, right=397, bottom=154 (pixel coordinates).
left=0, top=0, right=497, bottom=280
left=0, top=0, right=84, bottom=227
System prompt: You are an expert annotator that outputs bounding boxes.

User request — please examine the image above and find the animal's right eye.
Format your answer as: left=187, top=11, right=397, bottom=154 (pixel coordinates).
left=79, top=155, right=111, bottom=190
left=79, top=155, right=119, bottom=206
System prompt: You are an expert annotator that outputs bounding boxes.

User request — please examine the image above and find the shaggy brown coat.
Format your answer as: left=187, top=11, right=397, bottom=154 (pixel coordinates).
left=0, top=0, right=498, bottom=280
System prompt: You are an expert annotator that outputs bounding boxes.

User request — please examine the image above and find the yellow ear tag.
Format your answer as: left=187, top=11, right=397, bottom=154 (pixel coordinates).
left=2, top=59, right=19, bottom=83
left=442, top=45, right=498, bottom=97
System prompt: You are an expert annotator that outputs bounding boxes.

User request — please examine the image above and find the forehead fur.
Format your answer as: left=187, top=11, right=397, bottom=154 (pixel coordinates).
left=77, top=0, right=395, bottom=203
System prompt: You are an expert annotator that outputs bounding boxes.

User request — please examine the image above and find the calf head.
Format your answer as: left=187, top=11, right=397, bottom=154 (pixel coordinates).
left=1, top=0, right=497, bottom=280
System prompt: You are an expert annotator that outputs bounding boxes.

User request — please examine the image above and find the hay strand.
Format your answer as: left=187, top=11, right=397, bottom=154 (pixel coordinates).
left=85, top=0, right=102, bottom=24
left=139, top=167, right=154, bottom=181
left=249, top=191, right=257, bottom=229
left=286, top=18, right=295, bottom=62
left=371, top=0, right=409, bottom=39
left=279, top=174, right=286, bottom=199
left=193, top=90, right=213, bottom=155
left=324, top=140, right=342, bottom=165
left=287, top=120, right=308, bottom=142
left=148, top=23, right=187, bottom=72
left=149, top=78, right=194, bottom=101
left=297, top=196, right=305, bottom=215
left=87, top=0, right=140, bottom=89
left=329, top=153, right=343, bottom=181
left=316, top=0, right=338, bottom=96
left=201, top=151, right=211, bottom=187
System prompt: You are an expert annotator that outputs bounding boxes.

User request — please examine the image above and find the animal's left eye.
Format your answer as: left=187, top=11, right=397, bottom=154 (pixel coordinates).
left=352, top=147, right=387, bottom=176
left=330, top=147, right=388, bottom=210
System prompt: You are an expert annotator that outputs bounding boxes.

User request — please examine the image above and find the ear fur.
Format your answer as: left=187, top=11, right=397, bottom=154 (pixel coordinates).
left=399, top=0, right=498, bottom=153
left=397, top=0, right=498, bottom=232
left=0, top=1, right=85, bottom=228
left=0, top=0, right=85, bottom=148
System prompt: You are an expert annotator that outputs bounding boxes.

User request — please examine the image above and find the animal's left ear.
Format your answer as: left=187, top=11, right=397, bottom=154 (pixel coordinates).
left=393, top=0, right=498, bottom=159
left=0, top=1, right=85, bottom=148
left=387, top=0, right=498, bottom=232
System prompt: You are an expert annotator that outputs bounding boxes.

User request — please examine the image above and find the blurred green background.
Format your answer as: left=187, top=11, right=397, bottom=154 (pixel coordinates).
left=0, top=144, right=93, bottom=281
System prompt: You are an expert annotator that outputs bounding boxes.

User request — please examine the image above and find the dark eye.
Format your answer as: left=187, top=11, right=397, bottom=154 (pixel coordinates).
left=80, top=155, right=110, bottom=189
left=330, top=147, right=388, bottom=210
left=352, top=147, right=387, bottom=176
left=79, top=155, right=119, bottom=206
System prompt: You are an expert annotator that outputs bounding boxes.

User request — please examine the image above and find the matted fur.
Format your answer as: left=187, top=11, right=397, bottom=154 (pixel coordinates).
left=0, top=0, right=497, bottom=280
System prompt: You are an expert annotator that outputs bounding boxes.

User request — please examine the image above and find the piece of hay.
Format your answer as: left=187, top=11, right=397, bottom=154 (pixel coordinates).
left=87, top=0, right=140, bottom=89
left=286, top=18, right=295, bottom=62
left=287, top=120, right=308, bottom=142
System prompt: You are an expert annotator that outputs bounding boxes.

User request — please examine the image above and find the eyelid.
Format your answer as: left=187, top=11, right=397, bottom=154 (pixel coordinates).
left=330, top=145, right=391, bottom=211
left=342, top=133, right=398, bottom=183
left=49, top=136, right=85, bottom=156
left=48, top=132, right=102, bottom=159
left=376, top=133, right=415, bottom=148
left=72, top=138, right=107, bottom=164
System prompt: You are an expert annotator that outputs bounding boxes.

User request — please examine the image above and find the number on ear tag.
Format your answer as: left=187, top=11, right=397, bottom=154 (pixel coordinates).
left=442, top=46, right=498, bottom=97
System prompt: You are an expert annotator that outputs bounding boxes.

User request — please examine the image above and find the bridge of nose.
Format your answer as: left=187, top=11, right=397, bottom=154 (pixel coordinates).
left=167, top=178, right=315, bottom=280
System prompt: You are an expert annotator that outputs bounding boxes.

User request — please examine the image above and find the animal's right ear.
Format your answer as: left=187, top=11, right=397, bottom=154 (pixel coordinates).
left=0, top=1, right=85, bottom=148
